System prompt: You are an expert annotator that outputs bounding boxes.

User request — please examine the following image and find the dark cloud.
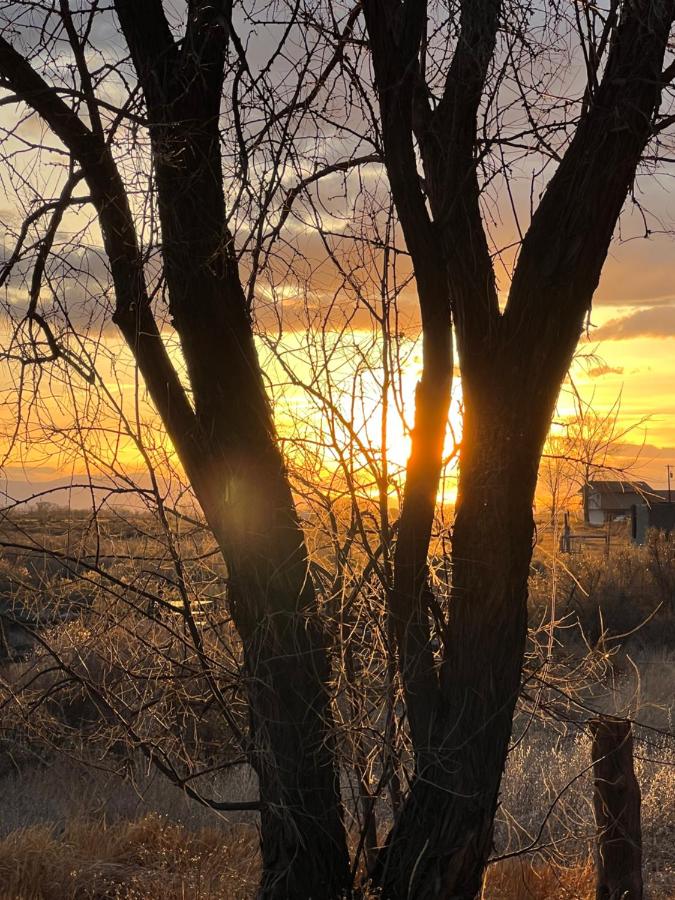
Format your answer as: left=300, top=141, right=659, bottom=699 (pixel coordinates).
left=593, top=306, right=675, bottom=341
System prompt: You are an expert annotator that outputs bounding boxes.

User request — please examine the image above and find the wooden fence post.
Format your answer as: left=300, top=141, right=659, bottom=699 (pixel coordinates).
left=590, top=717, right=643, bottom=900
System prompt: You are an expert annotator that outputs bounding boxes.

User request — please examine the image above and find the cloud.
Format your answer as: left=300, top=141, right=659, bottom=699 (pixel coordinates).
left=595, top=294, right=675, bottom=308
left=613, top=442, right=675, bottom=459
left=595, top=231, right=675, bottom=307
left=592, top=306, right=675, bottom=341
left=586, top=364, right=624, bottom=378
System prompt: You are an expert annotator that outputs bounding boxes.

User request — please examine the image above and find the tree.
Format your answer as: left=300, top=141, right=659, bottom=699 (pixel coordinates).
left=1, top=3, right=674, bottom=899
left=538, top=384, right=647, bottom=528
left=361, top=1, right=674, bottom=896
left=0, top=4, right=357, bottom=896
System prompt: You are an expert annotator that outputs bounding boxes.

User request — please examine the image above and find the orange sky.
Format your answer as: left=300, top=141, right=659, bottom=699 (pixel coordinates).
left=1, top=202, right=673, bottom=506
left=0, top=56, right=673, bottom=505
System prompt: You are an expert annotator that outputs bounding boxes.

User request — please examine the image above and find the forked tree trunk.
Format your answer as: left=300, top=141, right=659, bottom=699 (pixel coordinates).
left=374, top=408, right=542, bottom=899
left=365, top=0, right=673, bottom=889
left=0, top=10, right=352, bottom=895
left=149, top=137, right=351, bottom=900
left=153, top=167, right=351, bottom=900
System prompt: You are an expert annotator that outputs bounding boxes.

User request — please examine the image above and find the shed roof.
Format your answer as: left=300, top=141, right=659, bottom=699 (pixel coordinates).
left=583, top=480, right=653, bottom=495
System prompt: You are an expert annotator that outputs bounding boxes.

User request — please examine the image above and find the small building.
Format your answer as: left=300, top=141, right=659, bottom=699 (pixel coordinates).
left=581, top=480, right=653, bottom=526
left=631, top=500, right=675, bottom=544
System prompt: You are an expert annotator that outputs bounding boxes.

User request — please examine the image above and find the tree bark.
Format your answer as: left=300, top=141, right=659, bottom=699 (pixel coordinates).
left=391, top=325, right=453, bottom=754
left=0, top=7, right=352, bottom=894
left=374, top=402, right=540, bottom=900
left=363, top=0, right=454, bottom=757
left=364, top=1, right=673, bottom=895
left=111, top=5, right=351, bottom=894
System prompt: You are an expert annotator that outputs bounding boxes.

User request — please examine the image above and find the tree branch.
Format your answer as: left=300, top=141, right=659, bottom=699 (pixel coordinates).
left=423, top=0, right=502, bottom=372
left=503, top=0, right=675, bottom=404
left=0, top=33, right=204, bottom=486
left=112, top=0, right=179, bottom=113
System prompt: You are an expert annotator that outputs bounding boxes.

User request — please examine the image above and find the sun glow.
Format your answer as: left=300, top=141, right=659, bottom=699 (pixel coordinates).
left=0, top=311, right=671, bottom=510
left=260, top=328, right=462, bottom=505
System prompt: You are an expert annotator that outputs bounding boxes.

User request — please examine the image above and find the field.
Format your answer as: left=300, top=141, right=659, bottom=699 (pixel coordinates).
left=0, top=508, right=673, bottom=899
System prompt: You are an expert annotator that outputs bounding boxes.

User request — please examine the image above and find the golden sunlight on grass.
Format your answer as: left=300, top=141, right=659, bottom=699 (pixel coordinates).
left=482, top=859, right=595, bottom=900
left=1, top=5, right=674, bottom=898
left=0, top=815, right=599, bottom=900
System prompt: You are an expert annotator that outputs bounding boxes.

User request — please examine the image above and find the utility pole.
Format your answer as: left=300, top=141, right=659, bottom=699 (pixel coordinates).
left=667, top=464, right=673, bottom=504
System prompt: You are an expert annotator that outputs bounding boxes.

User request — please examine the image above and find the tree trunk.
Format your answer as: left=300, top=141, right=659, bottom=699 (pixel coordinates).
left=374, top=410, right=540, bottom=899
left=364, top=1, right=674, bottom=896
left=180, top=441, right=348, bottom=898
left=155, top=185, right=351, bottom=900
left=99, top=7, right=354, bottom=890
left=391, top=325, right=452, bottom=754
left=242, top=607, right=350, bottom=898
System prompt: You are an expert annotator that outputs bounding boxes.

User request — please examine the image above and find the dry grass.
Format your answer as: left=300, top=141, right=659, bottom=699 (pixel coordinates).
left=0, top=823, right=638, bottom=900
left=529, top=533, right=675, bottom=650
left=483, top=858, right=594, bottom=899
left=0, top=760, right=672, bottom=898
left=0, top=815, right=259, bottom=900
left=0, top=819, right=597, bottom=900
left=1, top=521, right=672, bottom=898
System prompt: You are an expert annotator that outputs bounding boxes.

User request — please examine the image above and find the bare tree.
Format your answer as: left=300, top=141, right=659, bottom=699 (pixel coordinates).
left=1, top=2, right=674, bottom=899
left=539, top=383, right=647, bottom=528
left=358, top=0, right=675, bottom=896
left=0, top=4, right=362, bottom=895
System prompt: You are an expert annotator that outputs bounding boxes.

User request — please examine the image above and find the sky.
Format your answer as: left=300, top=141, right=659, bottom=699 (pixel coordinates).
left=1, top=166, right=673, bottom=510
left=0, top=2, right=673, bottom=509
left=571, top=222, right=675, bottom=490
